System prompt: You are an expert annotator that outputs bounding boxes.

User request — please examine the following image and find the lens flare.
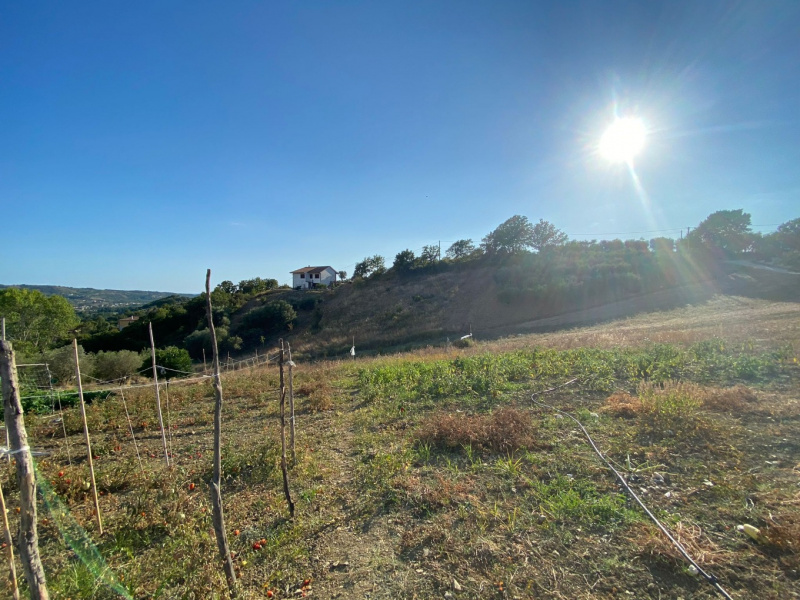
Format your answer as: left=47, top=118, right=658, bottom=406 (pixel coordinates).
left=599, top=117, right=646, bottom=163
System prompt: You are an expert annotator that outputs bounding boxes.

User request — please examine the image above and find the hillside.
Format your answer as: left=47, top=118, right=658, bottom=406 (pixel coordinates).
left=7, top=296, right=799, bottom=598
left=278, top=259, right=800, bottom=358
left=0, top=284, right=191, bottom=313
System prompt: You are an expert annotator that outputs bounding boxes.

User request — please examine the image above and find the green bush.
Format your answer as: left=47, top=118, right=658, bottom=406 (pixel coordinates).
left=141, top=346, right=193, bottom=379
left=44, top=344, right=94, bottom=386
left=239, top=300, right=297, bottom=334
left=92, top=350, right=143, bottom=381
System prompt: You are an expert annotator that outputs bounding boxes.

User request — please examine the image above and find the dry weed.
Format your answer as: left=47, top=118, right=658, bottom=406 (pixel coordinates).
left=295, top=381, right=334, bottom=412
left=628, top=521, right=732, bottom=566
left=600, top=392, right=642, bottom=418
left=702, top=385, right=758, bottom=412
left=764, top=512, right=800, bottom=569
left=415, top=407, right=539, bottom=453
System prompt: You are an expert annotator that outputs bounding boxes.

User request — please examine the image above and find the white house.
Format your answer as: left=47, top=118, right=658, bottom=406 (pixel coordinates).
left=291, top=266, right=338, bottom=289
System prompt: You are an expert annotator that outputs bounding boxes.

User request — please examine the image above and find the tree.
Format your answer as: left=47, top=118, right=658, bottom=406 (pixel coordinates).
left=215, top=280, right=238, bottom=295
left=237, top=277, right=278, bottom=295
left=240, top=300, right=297, bottom=334
left=530, top=219, right=568, bottom=251
left=446, top=239, right=476, bottom=260
left=419, top=245, right=439, bottom=266
left=393, top=249, right=416, bottom=272
left=338, top=270, right=347, bottom=281
left=481, top=215, right=536, bottom=255
left=649, top=237, right=675, bottom=253
left=0, top=288, right=79, bottom=353
left=686, top=209, right=753, bottom=257
left=353, top=255, right=386, bottom=278
left=776, top=218, right=800, bottom=251
left=45, top=343, right=93, bottom=385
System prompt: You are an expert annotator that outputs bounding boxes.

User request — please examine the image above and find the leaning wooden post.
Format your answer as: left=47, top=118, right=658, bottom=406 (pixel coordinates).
left=205, top=270, right=237, bottom=598
left=287, top=342, right=296, bottom=466
left=72, top=340, right=103, bottom=535
left=148, top=323, right=170, bottom=468
left=1, top=340, right=49, bottom=599
left=0, top=481, right=20, bottom=600
left=278, top=340, right=295, bottom=517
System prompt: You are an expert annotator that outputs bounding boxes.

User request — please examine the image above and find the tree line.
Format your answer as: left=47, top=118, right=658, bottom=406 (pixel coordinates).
left=349, top=210, right=799, bottom=282
left=1, top=209, right=797, bottom=383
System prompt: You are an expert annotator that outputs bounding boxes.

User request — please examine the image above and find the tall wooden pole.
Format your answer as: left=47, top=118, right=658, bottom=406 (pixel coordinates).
left=205, top=270, right=237, bottom=597
left=287, top=342, right=296, bottom=466
left=0, top=481, right=20, bottom=600
left=278, top=340, right=295, bottom=517
left=149, top=323, right=170, bottom=468
left=72, top=340, right=103, bottom=535
left=2, top=318, right=6, bottom=465
left=1, top=340, right=49, bottom=599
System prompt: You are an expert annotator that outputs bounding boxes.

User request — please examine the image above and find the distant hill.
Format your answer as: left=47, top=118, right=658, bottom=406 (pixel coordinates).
left=0, top=284, right=193, bottom=313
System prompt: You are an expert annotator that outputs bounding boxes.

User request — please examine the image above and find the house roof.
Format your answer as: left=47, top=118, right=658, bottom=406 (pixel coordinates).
left=291, top=266, right=336, bottom=275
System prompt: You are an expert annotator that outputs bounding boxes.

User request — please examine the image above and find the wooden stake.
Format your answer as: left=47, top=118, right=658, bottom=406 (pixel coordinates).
left=202, top=348, right=207, bottom=374
left=165, top=381, right=174, bottom=459
left=278, top=340, right=295, bottom=517
left=46, top=363, right=71, bottom=465
left=287, top=342, right=296, bottom=467
left=149, top=323, right=170, bottom=468
left=205, top=270, right=237, bottom=598
left=0, top=480, right=20, bottom=600
left=1, top=340, right=50, bottom=599
left=72, top=340, right=103, bottom=535
left=120, top=391, right=145, bottom=477
left=2, top=326, right=8, bottom=466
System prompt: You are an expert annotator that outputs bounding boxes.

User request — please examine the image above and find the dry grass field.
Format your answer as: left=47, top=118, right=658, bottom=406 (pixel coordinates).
left=3, top=294, right=799, bottom=599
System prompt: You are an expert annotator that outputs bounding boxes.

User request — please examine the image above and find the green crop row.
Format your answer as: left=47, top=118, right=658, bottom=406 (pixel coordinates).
left=357, top=340, right=794, bottom=403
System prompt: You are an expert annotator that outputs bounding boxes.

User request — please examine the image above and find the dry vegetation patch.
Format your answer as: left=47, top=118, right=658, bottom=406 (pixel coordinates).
left=414, top=407, right=541, bottom=454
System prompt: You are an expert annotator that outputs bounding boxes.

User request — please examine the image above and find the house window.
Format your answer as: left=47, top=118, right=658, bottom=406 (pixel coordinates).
left=315, top=273, right=320, bottom=278
left=300, top=274, right=305, bottom=279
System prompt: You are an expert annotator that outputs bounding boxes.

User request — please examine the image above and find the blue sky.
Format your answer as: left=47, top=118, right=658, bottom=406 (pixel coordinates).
left=2, top=1, right=798, bottom=293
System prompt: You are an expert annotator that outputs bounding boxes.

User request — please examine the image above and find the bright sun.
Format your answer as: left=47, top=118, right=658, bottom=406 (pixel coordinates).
left=599, top=117, right=646, bottom=163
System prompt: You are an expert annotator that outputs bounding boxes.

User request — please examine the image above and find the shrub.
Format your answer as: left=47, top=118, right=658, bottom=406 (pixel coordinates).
left=141, top=346, right=193, bottom=379
left=45, top=343, right=94, bottom=386
left=93, top=350, right=143, bottom=381
left=453, top=336, right=475, bottom=349
left=636, top=381, right=711, bottom=441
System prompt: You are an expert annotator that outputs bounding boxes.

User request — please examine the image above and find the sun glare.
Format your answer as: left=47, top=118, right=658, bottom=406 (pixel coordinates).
left=599, top=117, right=646, bottom=163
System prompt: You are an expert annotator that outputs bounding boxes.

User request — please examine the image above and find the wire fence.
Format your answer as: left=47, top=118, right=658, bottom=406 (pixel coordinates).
left=16, top=350, right=282, bottom=405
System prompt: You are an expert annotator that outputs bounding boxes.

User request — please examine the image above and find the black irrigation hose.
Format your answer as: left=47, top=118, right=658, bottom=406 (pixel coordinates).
left=530, top=379, right=735, bottom=600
